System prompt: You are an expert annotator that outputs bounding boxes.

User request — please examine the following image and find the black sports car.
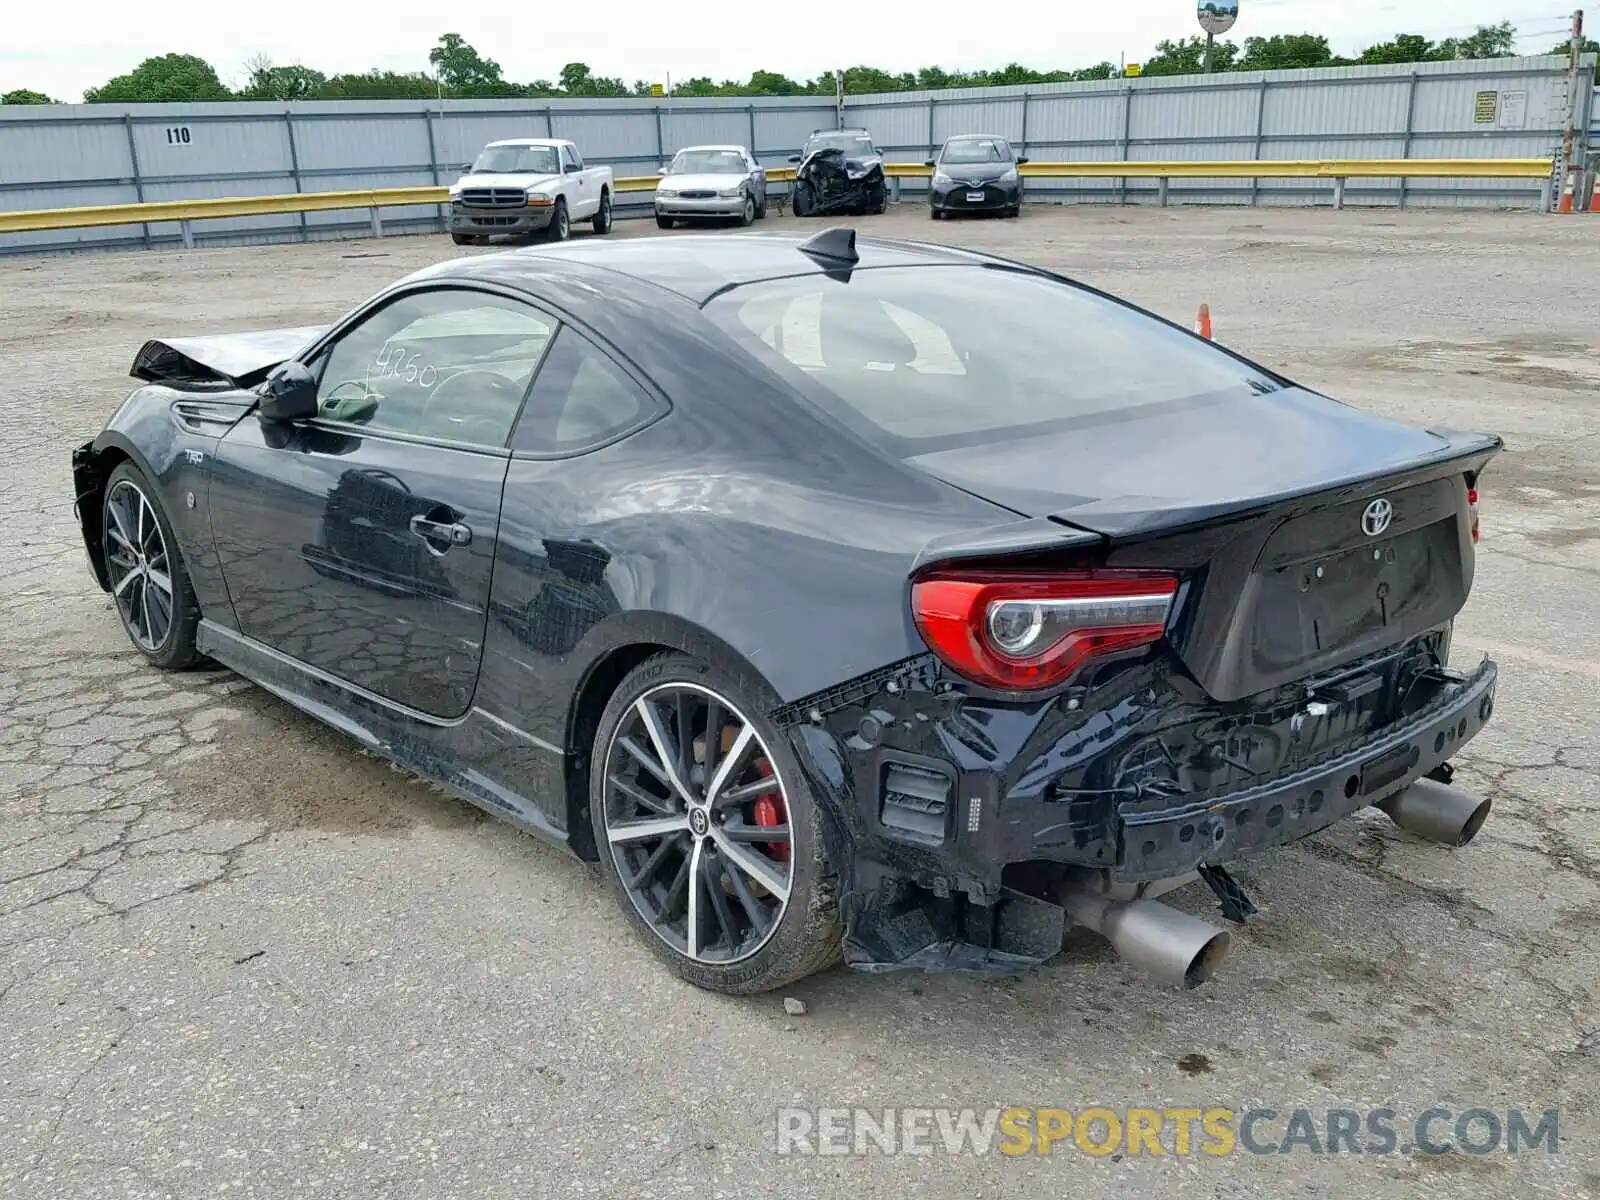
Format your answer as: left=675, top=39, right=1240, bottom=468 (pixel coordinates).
left=927, top=133, right=1027, bottom=218
left=71, top=227, right=1501, bottom=994
left=788, top=128, right=887, bottom=217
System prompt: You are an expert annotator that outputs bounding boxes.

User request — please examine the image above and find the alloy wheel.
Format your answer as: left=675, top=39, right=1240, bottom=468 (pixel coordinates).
left=601, top=682, right=794, bottom=964
left=104, top=479, right=174, bottom=652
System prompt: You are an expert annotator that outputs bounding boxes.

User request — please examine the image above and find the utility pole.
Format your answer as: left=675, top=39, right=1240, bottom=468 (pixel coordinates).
left=1557, top=9, right=1585, bottom=210
left=1204, top=32, right=1216, bottom=72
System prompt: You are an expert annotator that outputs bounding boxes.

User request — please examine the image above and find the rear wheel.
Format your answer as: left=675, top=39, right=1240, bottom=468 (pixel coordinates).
left=591, top=189, right=612, bottom=234
left=738, top=192, right=756, bottom=226
left=589, top=651, right=841, bottom=994
left=102, top=462, right=201, bottom=671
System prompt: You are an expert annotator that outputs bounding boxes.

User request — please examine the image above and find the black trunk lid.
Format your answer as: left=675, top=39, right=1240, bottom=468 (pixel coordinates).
left=908, top=387, right=1501, bottom=700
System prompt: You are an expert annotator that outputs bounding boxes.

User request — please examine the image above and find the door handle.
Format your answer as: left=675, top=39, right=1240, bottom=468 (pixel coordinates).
left=409, top=514, right=472, bottom=547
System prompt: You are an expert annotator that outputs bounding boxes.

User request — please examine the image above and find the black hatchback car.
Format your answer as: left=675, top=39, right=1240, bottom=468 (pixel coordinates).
left=928, top=134, right=1028, bottom=218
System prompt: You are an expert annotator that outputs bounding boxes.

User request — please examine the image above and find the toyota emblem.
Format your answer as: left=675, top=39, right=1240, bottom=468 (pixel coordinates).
left=1361, top=498, right=1394, bottom=537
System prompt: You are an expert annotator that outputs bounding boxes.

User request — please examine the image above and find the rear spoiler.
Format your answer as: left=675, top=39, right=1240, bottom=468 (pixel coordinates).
left=130, top=325, right=325, bottom=388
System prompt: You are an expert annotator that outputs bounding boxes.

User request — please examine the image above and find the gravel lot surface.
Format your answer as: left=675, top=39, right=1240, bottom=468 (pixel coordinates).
left=2, top=205, right=1597, bottom=1199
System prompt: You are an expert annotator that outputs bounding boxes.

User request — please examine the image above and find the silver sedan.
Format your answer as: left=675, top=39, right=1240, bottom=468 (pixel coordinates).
left=655, top=145, right=768, bottom=228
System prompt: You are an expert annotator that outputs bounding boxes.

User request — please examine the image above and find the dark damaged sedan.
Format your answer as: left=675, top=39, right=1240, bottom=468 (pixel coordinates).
left=928, top=133, right=1027, bottom=218
left=71, top=228, right=1501, bottom=994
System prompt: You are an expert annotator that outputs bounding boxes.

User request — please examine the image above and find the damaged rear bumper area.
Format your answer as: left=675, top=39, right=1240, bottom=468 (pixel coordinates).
left=781, top=651, right=1497, bottom=985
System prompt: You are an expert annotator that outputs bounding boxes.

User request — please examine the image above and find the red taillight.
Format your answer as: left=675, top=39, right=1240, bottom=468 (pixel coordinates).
left=1467, top=485, right=1480, bottom=543
left=910, top=570, right=1179, bottom=691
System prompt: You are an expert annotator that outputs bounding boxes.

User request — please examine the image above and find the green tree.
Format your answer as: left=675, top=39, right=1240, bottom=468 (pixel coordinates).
left=2, top=88, right=56, bottom=104
left=239, top=56, right=327, bottom=101
left=1358, top=34, right=1439, bottom=65
left=746, top=69, right=802, bottom=95
left=312, top=71, right=440, bottom=100
left=1237, top=34, right=1341, bottom=71
left=1547, top=36, right=1600, bottom=57
left=1142, top=36, right=1237, bottom=75
left=1438, top=22, right=1517, bottom=60
left=84, top=53, right=232, bottom=102
left=429, top=33, right=511, bottom=95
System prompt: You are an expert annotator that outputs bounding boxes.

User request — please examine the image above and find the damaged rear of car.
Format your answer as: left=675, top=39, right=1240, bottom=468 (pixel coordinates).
left=789, top=128, right=887, bottom=217
left=705, top=252, right=1500, bottom=988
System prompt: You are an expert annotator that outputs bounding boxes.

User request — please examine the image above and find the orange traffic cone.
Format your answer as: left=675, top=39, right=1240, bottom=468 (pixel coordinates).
left=1588, top=173, right=1600, bottom=213
left=1194, top=303, right=1212, bottom=339
left=1558, top=171, right=1576, bottom=213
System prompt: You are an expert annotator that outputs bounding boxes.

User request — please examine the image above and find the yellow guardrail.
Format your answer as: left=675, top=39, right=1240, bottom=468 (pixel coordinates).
left=0, top=158, right=1554, bottom=236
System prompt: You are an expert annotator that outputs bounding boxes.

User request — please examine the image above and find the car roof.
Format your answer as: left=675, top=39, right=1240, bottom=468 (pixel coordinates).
left=944, top=133, right=1010, bottom=142
left=674, top=144, right=747, bottom=152
left=413, top=230, right=1003, bottom=307
left=485, top=138, right=567, bottom=148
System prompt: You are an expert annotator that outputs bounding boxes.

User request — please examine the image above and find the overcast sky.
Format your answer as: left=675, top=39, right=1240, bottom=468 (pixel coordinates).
left=3, top=1, right=1581, bottom=101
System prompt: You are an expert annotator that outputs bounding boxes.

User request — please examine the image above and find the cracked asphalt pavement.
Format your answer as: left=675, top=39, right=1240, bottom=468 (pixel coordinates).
left=2, top=207, right=1597, bottom=1198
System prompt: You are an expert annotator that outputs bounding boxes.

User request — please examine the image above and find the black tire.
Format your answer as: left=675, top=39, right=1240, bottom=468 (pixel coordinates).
left=930, top=207, right=942, bottom=220
left=738, top=191, right=756, bottom=226
left=655, top=214, right=674, bottom=230
left=792, top=182, right=814, bottom=218
left=1005, top=204, right=1021, bottom=218
left=755, top=193, right=768, bottom=219
left=450, top=232, right=474, bottom=246
left=871, top=184, right=887, bottom=215
left=589, top=651, right=842, bottom=994
left=591, top=189, right=612, bottom=234
left=101, top=461, right=201, bottom=671
left=547, top=198, right=570, bottom=242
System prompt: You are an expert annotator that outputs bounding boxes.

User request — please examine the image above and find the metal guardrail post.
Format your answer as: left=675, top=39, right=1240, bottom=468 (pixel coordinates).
left=1020, top=91, right=1029, bottom=160
left=285, top=111, right=309, bottom=242
left=1250, top=81, right=1268, bottom=207
left=891, top=177, right=901, bottom=203
left=928, top=98, right=937, bottom=158
left=1333, top=177, right=1346, bottom=209
left=180, top=219, right=194, bottom=249
left=654, top=105, right=664, bottom=167
left=122, top=114, right=151, bottom=250
left=369, top=207, right=382, bottom=238
left=424, top=107, right=444, bottom=233
left=1158, top=177, right=1169, bottom=207
left=1399, top=72, right=1420, bottom=211
left=1119, top=87, right=1133, bottom=205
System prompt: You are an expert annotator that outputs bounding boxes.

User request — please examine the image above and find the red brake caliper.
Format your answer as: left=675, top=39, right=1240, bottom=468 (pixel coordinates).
left=751, top=758, right=790, bottom=863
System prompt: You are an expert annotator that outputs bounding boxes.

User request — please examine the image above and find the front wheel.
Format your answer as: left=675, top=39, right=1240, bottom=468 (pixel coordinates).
left=792, top=183, right=814, bottom=218
left=591, top=189, right=612, bottom=234
left=589, top=651, right=842, bottom=994
left=102, top=461, right=201, bottom=670
left=546, top=198, right=570, bottom=242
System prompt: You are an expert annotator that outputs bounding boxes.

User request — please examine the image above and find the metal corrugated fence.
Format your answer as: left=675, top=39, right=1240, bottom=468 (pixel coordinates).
left=1, top=55, right=1590, bottom=255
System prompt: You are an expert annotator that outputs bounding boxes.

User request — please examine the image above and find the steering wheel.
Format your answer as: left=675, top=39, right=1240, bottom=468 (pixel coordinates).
left=420, top=369, right=527, bottom=440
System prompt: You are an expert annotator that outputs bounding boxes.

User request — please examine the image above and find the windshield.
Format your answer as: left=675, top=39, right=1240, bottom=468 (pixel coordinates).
left=668, top=149, right=748, bottom=174
left=807, top=133, right=875, bottom=157
left=471, top=145, right=558, bottom=175
left=704, top=266, right=1281, bottom=454
left=941, top=137, right=1013, bottom=164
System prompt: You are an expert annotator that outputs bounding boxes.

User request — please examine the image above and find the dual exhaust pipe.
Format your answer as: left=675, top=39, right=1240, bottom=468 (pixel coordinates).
left=1061, top=777, right=1491, bottom=989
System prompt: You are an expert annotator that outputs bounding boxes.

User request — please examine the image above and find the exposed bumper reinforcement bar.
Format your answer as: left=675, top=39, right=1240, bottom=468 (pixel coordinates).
left=1115, top=658, right=1498, bottom=881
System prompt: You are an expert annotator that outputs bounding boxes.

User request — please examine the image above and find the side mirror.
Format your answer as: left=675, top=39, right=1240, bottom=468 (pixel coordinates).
left=1016, top=156, right=1030, bottom=166
left=656, top=166, right=666, bottom=175
left=258, top=361, right=318, bottom=423
left=787, top=154, right=802, bottom=164
left=924, top=158, right=936, bottom=167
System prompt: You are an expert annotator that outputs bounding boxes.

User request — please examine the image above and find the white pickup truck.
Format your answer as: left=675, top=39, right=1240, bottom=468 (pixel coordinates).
left=448, top=138, right=614, bottom=245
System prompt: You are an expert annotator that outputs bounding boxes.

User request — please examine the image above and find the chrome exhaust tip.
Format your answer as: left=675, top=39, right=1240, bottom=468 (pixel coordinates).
left=1061, top=890, right=1231, bottom=989
left=1375, top=777, right=1492, bottom=847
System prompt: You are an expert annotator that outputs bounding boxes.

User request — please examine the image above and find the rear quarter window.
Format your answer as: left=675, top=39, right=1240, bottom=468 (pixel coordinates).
left=703, top=265, right=1280, bottom=454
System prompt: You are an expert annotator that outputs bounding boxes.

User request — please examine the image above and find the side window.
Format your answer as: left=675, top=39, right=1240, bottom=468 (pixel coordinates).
left=314, top=289, right=555, bottom=447
left=562, top=144, right=583, bottom=171
left=510, top=329, right=663, bottom=455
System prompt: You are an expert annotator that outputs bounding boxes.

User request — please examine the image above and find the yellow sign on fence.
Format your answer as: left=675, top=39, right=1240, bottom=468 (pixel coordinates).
left=1125, top=63, right=1142, bottom=77
left=650, top=83, right=665, bottom=97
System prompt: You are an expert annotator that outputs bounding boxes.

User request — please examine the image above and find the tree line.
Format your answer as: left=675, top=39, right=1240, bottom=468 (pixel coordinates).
left=3, top=23, right=1594, bottom=106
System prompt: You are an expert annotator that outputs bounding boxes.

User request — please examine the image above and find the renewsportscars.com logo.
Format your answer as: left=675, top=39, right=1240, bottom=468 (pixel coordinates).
left=774, top=1106, right=1562, bottom=1158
